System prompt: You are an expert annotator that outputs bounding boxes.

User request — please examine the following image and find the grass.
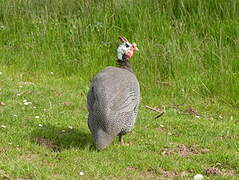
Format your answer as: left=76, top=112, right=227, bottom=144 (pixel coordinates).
left=0, top=0, right=239, bottom=179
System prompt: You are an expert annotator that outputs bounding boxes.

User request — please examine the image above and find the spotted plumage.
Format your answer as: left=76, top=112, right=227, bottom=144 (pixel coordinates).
left=87, top=36, right=140, bottom=150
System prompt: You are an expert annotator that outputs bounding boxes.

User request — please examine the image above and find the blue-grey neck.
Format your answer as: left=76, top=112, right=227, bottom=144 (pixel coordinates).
left=117, top=57, right=132, bottom=72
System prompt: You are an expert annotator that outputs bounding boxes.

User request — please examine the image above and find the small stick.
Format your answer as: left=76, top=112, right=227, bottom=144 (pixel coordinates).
left=144, top=105, right=162, bottom=113
left=155, top=111, right=165, bottom=119
left=145, top=105, right=165, bottom=119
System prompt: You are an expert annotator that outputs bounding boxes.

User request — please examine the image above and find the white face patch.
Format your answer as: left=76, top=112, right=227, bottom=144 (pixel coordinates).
left=117, top=42, right=132, bottom=60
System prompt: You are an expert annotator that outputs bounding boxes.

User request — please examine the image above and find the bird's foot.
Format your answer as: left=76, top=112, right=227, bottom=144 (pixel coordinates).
left=118, top=136, right=130, bottom=146
left=119, top=135, right=124, bottom=145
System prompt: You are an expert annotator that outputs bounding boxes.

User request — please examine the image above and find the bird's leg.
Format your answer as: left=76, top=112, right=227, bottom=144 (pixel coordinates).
left=119, top=135, right=124, bottom=145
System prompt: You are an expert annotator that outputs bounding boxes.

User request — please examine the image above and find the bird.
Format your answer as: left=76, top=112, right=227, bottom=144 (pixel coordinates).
left=87, top=36, right=140, bottom=150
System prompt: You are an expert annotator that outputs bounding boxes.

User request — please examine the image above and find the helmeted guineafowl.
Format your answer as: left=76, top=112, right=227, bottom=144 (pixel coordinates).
left=87, top=36, right=140, bottom=150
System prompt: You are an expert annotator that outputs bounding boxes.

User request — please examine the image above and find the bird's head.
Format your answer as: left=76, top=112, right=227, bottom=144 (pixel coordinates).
left=117, top=36, right=139, bottom=61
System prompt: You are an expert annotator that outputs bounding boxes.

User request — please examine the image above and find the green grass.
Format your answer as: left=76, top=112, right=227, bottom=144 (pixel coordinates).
left=0, top=0, right=239, bottom=179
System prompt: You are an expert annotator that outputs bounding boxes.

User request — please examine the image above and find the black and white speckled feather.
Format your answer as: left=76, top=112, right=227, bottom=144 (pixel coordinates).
left=87, top=67, right=140, bottom=150
left=87, top=37, right=139, bottom=150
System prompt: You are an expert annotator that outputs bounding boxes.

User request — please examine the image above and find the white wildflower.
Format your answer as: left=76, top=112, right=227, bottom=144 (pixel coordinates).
left=219, top=115, right=223, bottom=119
left=50, top=72, right=54, bottom=75
left=0, top=25, right=6, bottom=30
left=194, top=174, right=204, bottom=180
left=38, top=124, right=43, bottom=127
left=13, top=114, right=17, bottom=117
left=19, top=85, right=23, bottom=88
left=24, top=102, right=30, bottom=105
left=195, top=115, right=200, bottom=119
left=16, top=93, right=21, bottom=96
left=79, top=172, right=84, bottom=176
left=23, top=100, right=32, bottom=105
left=1, top=125, right=6, bottom=128
left=35, top=116, right=40, bottom=119
left=68, top=126, right=73, bottom=129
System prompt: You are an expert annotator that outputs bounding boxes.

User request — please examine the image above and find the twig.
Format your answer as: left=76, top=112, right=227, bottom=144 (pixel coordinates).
left=155, top=111, right=165, bottom=119
left=144, top=105, right=163, bottom=113
left=145, top=105, right=165, bottom=119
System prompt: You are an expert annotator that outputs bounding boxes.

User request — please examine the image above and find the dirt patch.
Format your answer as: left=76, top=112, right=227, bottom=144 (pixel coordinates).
left=20, top=154, right=39, bottom=161
left=205, top=167, right=222, bottom=176
left=0, top=147, right=7, bottom=153
left=147, top=168, right=161, bottom=175
left=159, top=170, right=188, bottom=180
left=205, top=167, right=237, bottom=177
left=161, top=144, right=209, bottom=157
left=35, top=136, right=60, bottom=152
left=141, top=168, right=159, bottom=179
left=177, top=144, right=209, bottom=157
left=126, top=167, right=189, bottom=179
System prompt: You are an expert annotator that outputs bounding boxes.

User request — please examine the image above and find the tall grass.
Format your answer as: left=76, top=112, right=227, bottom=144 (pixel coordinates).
left=0, top=1, right=239, bottom=179
left=0, top=0, right=238, bottom=106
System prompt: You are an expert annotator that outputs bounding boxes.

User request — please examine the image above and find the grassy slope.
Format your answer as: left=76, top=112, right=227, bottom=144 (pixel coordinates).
left=0, top=0, right=239, bottom=179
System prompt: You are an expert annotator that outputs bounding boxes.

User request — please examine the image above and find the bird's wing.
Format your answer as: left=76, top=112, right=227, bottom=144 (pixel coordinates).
left=110, top=81, right=140, bottom=113
left=89, top=67, right=140, bottom=113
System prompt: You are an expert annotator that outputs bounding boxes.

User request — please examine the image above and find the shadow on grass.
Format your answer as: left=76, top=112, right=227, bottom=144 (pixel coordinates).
left=30, top=124, right=95, bottom=151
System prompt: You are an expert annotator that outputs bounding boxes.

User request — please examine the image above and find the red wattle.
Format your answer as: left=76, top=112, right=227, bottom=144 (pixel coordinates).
left=126, top=50, right=134, bottom=59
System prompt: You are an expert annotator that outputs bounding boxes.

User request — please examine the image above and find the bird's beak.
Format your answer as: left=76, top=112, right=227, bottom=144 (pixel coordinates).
left=132, top=43, right=139, bottom=52
left=134, top=46, right=139, bottom=51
